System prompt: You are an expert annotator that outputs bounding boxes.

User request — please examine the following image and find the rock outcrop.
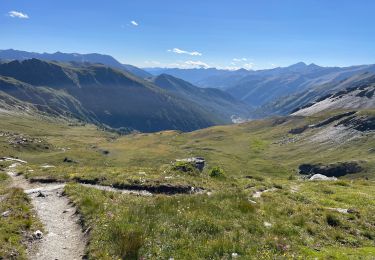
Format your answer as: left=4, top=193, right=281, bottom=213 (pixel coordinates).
left=299, top=162, right=362, bottom=177
left=335, top=115, right=375, bottom=132
left=175, top=157, right=205, bottom=171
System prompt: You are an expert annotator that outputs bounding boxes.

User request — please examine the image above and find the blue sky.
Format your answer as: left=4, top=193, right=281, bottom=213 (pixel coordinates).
left=1, top=0, right=375, bottom=69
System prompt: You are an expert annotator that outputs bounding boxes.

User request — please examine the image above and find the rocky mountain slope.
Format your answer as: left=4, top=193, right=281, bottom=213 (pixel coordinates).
left=293, top=80, right=375, bottom=116
left=147, top=63, right=375, bottom=117
left=260, top=73, right=375, bottom=117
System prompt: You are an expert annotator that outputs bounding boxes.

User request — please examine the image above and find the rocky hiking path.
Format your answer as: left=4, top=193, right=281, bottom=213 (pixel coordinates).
left=5, top=161, right=87, bottom=260
left=3, top=158, right=208, bottom=259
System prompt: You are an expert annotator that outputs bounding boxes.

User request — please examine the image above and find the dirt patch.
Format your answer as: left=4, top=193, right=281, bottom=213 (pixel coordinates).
left=72, top=176, right=205, bottom=195
left=112, top=182, right=204, bottom=195
left=29, top=177, right=63, bottom=184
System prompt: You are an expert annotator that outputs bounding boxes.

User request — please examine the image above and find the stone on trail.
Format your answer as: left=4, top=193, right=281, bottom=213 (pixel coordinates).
left=33, top=230, right=43, bottom=239
left=36, top=191, right=46, bottom=197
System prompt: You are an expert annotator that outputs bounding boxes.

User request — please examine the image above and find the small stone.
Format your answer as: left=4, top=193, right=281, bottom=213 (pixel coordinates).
left=36, top=191, right=46, bottom=198
left=347, top=208, right=360, bottom=214
left=232, top=252, right=239, bottom=258
left=33, top=230, right=43, bottom=239
left=1, top=210, right=10, bottom=217
left=264, top=221, right=272, bottom=228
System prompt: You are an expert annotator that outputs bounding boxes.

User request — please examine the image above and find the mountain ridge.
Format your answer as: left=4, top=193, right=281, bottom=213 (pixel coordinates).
left=0, top=49, right=152, bottom=79
left=151, top=74, right=252, bottom=122
left=0, top=59, right=225, bottom=132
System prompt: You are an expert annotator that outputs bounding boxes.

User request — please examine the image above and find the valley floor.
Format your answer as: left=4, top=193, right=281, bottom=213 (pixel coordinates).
left=0, top=110, right=374, bottom=259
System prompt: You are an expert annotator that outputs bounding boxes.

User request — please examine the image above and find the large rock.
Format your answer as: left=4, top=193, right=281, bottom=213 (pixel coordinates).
left=299, top=162, right=362, bottom=177
left=175, top=157, right=205, bottom=171
left=309, top=174, right=337, bottom=181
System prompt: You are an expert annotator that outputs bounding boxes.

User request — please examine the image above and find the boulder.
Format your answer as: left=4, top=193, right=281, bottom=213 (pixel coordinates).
left=63, top=157, right=77, bottom=163
left=289, top=125, right=309, bottom=134
left=175, top=157, right=205, bottom=171
left=309, top=174, right=337, bottom=181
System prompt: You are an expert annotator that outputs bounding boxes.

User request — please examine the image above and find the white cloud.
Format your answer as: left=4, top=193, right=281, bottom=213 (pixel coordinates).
left=232, top=58, right=247, bottom=62
left=243, top=63, right=254, bottom=69
left=8, top=11, right=29, bottom=19
left=228, top=58, right=254, bottom=70
left=184, top=60, right=209, bottom=68
left=168, top=48, right=202, bottom=56
left=130, top=20, right=138, bottom=26
left=158, top=60, right=210, bottom=69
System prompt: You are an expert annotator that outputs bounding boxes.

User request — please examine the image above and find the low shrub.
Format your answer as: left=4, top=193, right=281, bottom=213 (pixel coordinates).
left=209, top=166, right=225, bottom=178
left=171, top=161, right=198, bottom=175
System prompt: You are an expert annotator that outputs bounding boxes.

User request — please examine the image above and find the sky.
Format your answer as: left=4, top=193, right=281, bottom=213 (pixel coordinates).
left=1, top=0, right=375, bottom=70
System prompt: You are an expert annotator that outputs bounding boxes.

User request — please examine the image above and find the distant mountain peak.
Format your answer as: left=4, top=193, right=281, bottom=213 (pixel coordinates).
left=288, top=62, right=308, bottom=69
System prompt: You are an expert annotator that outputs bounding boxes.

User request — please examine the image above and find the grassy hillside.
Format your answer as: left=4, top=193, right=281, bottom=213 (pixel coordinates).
left=152, top=74, right=252, bottom=122
left=0, top=109, right=374, bottom=259
left=0, top=59, right=224, bottom=132
left=0, top=76, right=96, bottom=122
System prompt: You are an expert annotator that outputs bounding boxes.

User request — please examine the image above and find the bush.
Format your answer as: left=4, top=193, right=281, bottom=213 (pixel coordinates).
left=209, top=166, right=225, bottom=177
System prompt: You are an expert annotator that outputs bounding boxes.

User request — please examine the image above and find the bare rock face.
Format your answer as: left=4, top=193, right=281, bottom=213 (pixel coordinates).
left=299, top=162, right=362, bottom=177
left=335, top=115, right=375, bottom=132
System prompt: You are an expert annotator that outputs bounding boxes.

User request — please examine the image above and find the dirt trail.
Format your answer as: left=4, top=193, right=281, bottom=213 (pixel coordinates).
left=3, top=159, right=207, bottom=259
left=5, top=162, right=86, bottom=260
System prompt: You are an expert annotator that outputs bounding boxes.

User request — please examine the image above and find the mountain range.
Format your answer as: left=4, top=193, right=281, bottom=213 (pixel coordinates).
left=0, top=56, right=252, bottom=132
left=146, top=62, right=375, bottom=116
left=1, top=49, right=375, bottom=132
left=0, top=49, right=152, bottom=79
